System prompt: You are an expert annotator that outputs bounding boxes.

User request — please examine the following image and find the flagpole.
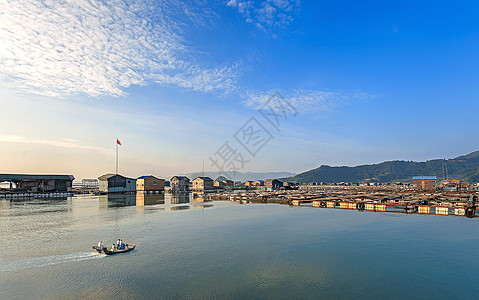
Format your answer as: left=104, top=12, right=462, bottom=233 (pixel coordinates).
left=116, top=138, right=118, bottom=175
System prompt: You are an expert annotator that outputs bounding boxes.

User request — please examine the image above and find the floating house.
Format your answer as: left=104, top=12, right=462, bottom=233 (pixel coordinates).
left=0, top=174, right=74, bottom=192
left=170, top=176, right=190, bottom=192
left=98, top=174, right=136, bottom=193
left=213, top=176, right=234, bottom=188
left=192, top=176, right=214, bottom=191
left=412, top=176, right=437, bottom=190
left=213, top=180, right=223, bottom=188
left=265, top=179, right=283, bottom=191
left=281, top=181, right=298, bottom=190
left=136, top=175, right=165, bottom=192
left=252, top=180, right=264, bottom=186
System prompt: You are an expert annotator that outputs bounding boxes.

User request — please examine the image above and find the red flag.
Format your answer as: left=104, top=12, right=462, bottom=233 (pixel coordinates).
left=117, top=139, right=121, bottom=146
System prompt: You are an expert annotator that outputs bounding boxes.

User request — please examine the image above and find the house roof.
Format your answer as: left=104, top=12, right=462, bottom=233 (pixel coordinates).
left=99, top=174, right=135, bottom=181
left=0, top=174, right=75, bottom=181
left=137, top=175, right=162, bottom=180
left=194, top=176, right=213, bottom=181
left=264, top=179, right=282, bottom=183
left=171, top=176, right=190, bottom=181
left=413, top=176, right=437, bottom=180
left=98, top=173, right=117, bottom=181
left=137, top=175, right=165, bottom=181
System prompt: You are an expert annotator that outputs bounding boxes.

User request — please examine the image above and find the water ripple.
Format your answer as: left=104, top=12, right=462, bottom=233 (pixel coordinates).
left=1, top=252, right=105, bottom=272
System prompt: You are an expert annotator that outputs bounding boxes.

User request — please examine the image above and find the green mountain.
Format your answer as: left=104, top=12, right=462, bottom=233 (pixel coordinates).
left=286, top=151, right=479, bottom=183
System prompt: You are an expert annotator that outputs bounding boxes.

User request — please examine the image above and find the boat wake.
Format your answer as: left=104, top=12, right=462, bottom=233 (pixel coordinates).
left=1, top=252, right=106, bottom=272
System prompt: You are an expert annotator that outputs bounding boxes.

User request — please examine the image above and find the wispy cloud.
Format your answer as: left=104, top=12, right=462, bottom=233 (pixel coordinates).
left=0, top=0, right=369, bottom=111
left=226, top=0, right=300, bottom=33
left=243, top=89, right=371, bottom=112
left=0, top=135, right=111, bottom=155
left=155, top=63, right=240, bottom=93
left=0, top=0, right=238, bottom=97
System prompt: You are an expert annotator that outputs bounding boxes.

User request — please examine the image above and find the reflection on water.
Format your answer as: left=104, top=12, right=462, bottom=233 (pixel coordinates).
left=0, top=199, right=11, bottom=210
left=0, top=197, right=71, bottom=217
left=191, top=204, right=214, bottom=209
left=171, top=192, right=189, bottom=204
left=99, top=194, right=136, bottom=208
left=171, top=205, right=190, bottom=211
left=96, top=192, right=213, bottom=211
left=136, top=193, right=165, bottom=206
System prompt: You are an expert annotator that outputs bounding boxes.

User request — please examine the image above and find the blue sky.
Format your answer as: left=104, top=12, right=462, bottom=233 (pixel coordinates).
left=1, top=0, right=479, bottom=180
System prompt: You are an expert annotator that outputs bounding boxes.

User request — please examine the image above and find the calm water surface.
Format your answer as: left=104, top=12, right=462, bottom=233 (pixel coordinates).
left=1, top=194, right=478, bottom=299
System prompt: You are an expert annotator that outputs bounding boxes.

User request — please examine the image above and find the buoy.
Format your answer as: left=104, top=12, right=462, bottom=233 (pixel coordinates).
left=465, top=206, right=475, bottom=218
left=320, top=201, right=326, bottom=208
left=357, top=202, right=365, bottom=210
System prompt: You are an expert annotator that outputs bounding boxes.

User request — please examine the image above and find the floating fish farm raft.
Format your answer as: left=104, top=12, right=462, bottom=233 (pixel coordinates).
left=205, top=186, right=478, bottom=218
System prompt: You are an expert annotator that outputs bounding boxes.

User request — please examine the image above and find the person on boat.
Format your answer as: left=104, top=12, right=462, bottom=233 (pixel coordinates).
left=112, top=243, right=116, bottom=250
left=119, top=239, right=124, bottom=249
left=98, top=241, right=102, bottom=248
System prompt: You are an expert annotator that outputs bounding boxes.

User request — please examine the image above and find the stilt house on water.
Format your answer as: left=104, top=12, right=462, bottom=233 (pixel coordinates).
left=170, top=176, right=190, bottom=192
left=0, top=174, right=74, bottom=192
left=213, top=176, right=234, bottom=188
left=192, top=177, right=214, bottom=191
left=265, top=179, right=283, bottom=191
left=136, top=175, right=165, bottom=192
left=98, top=174, right=136, bottom=193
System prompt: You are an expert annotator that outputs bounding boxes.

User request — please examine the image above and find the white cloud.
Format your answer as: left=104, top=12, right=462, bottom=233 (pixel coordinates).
left=0, top=0, right=238, bottom=97
left=156, top=63, right=240, bottom=93
left=226, top=0, right=299, bottom=32
left=243, top=89, right=371, bottom=112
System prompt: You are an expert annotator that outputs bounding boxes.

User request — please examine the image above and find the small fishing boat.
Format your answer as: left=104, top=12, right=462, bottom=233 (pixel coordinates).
left=93, top=243, right=136, bottom=255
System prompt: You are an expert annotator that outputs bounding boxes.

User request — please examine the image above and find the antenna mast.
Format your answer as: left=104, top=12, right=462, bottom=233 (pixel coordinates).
left=444, top=159, right=448, bottom=181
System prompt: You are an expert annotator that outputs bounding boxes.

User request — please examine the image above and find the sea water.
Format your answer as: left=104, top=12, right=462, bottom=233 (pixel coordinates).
left=1, top=194, right=478, bottom=299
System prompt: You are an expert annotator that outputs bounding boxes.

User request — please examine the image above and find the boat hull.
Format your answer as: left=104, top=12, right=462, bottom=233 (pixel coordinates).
left=93, top=244, right=136, bottom=255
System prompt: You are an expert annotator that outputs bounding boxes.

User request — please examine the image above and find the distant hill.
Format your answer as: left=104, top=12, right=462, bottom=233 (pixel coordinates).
left=284, top=151, right=479, bottom=183
left=185, top=171, right=296, bottom=182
